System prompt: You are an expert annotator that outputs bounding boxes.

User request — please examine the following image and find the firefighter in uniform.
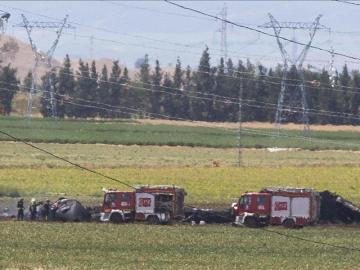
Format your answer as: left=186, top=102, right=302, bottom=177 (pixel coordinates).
left=29, top=198, right=37, bottom=221
left=17, top=198, right=24, bottom=221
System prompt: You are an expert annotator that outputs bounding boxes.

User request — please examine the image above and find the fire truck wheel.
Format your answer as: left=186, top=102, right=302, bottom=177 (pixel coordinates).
left=244, top=216, right=259, bottom=228
left=147, top=215, right=160, bottom=225
left=110, top=213, right=123, bottom=224
left=282, top=218, right=295, bottom=229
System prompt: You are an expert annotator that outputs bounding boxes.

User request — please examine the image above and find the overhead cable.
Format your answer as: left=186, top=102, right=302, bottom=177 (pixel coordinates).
left=164, top=0, right=360, bottom=62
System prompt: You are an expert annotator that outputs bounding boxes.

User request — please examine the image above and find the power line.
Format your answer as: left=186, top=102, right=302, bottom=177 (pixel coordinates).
left=37, top=27, right=360, bottom=96
left=3, top=2, right=351, bottom=67
left=19, top=66, right=360, bottom=122
left=164, top=0, right=360, bottom=62
left=334, top=0, right=360, bottom=6
left=2, top=3, right=360, bottom=253
left=3, top=77, right=360, bottom=136
left=2, top=115, right=360, bottom=254
left=261, top=227, right=360, bottom=252
left=108, top=1, right=212, bottom=21
left=1, top=105, right=360, bottom=255
left=4, top=85, right=360, bottom=151
left=52, top=67, right=360, bottom=121
left=4, top=59, right=360, bottom=123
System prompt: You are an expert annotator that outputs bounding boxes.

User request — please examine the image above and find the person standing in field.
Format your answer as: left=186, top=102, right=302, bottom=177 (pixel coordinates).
left=29, top=198, right=37, bottom=221
left=42, top=200, right=50, bottom=221
left=17, top=198, right=24, bottom=221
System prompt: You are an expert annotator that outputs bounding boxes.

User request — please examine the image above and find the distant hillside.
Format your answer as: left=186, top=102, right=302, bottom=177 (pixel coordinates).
left=0, top=35, right=174, bottom=82
left=0, top=35, right=60, bottom=82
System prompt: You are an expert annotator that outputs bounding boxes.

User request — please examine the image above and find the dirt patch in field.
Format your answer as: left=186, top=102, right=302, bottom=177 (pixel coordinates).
left=136, top=119, right=360, bottom=132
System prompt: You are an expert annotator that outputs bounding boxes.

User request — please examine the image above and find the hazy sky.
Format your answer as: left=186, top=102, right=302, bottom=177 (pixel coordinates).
left=1, top=1, right=360, bottom=70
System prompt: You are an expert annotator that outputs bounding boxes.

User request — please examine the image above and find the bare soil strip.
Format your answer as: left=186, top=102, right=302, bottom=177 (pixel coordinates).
left=136, top=119, right=360, bottom=132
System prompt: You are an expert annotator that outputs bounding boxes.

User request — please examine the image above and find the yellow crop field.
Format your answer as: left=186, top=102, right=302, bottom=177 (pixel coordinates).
left=1, top=166, right=360, bottom=206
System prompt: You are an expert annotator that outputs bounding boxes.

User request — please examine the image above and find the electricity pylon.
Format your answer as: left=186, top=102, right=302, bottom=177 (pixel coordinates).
left=0, top=10, right=10, bottom=33
left=216, top=3, right=228, bottom=61
left=14, top=14, right=75, bottom=118
left=259, top=14, right=327, bottom=134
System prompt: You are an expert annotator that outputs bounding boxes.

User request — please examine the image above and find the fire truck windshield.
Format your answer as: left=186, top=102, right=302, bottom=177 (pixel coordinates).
left=105, top=193, right=116, bottom=204
left=239, top=195, right=251, bottom=206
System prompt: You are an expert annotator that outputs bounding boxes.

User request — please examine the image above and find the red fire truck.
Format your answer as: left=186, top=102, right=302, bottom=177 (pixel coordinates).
left=232, top=187, right=321, bottom=228
left=100, top=185, right=186, bottom=224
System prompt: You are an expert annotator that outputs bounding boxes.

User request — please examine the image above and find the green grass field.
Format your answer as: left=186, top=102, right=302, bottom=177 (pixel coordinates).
left=1, top=223, right=360, bottom=270
left=1, top=116, right=360, bottom=149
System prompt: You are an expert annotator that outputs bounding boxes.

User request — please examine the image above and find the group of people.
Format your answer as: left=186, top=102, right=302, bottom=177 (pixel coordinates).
left=16, top=198, right=51, bottom=221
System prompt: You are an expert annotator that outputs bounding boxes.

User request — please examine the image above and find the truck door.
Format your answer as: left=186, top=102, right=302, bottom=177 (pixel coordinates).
left=103, top=193, right=116, bottom=211
left=254, top=194, right=271, bottom=215
left=238, top=195, right=251, bottom=213
left=117, top=192, right=135, bottom=210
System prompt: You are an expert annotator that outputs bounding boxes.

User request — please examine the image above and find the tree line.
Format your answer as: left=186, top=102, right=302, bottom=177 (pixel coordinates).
left=1, top=47, right=360, bottom=125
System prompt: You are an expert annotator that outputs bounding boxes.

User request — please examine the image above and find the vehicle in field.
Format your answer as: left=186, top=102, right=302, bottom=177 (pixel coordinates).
left=232, top=187, right=321, bottom=228
left=100, top=185, right=186, bottom=224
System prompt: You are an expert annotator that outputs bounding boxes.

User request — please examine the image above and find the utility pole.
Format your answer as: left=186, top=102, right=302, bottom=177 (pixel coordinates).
left=259, top=14, right=328, bottom=135
left=14, top=14, right=75, bottom=118
left=237, top=75, right=243, bottom=167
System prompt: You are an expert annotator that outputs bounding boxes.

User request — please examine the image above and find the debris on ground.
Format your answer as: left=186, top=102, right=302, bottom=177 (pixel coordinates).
left=183, top=207, right=233, bottom=224
left=49, top=198, right=91, bottom=222
left=320, top=191, right=360, bottom=224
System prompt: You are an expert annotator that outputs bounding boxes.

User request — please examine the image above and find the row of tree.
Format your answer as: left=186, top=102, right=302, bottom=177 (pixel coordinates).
left=2, top=47, right=360, bottom=125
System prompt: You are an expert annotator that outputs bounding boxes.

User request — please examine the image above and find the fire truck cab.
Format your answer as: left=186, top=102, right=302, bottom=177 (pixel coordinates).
left=100, top=185, right=186, bottom=225
left=232, top=187, right=320, bottom=228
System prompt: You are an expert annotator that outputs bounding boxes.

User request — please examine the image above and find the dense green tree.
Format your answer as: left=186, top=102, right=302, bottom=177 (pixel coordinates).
left=351, top=70, right=360, bottom=124
left=339, top=64, right=352, bottom=124
left=58, top=54, right=75, bottom=118
left=162, top=72, right=174, bottom=116
left=317, top=69, right=334, bottom=124
left=253, top=64, right=269, bottom=122
left=40, top=69, right=58, bottom=118
left=11, top=49, right=360, bottom=124
left=107, top=61, right=122, bottom=118
left=0, top=64, right=18, bottom=115
left=98, top=65, right=110, bottom=117
left=150, top=59, right=162, bottom=114
left=133, top=54, right=151, bottom=116
left=193, top=47, right=214, bottom=120
left=23, top=71, right=32, bottom=92
left=171, top=58, right=187, bottom=118
left=183, top=65, right=193, bottom=119
left=73, top=59, right=92, bottom=118
left=213, top=57, right=227, bottom=121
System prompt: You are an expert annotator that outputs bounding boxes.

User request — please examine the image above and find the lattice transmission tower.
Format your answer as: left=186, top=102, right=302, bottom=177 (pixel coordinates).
left=216, top=3, right=228, bottom=61
left=0, top=10, right=10, bottom=33
left=14, top=14, right=75, bottom=118
left=259, top=14, right=328, bottom=134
